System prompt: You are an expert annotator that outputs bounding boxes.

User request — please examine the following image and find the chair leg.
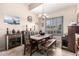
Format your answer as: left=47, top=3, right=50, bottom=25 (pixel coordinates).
left=30, top=47, right=32, bottom=56
left=30, top=53, right=32, bottom=56
left=30, top=50, right=32, bottom=56
left=24, top=47, right=26, bottom=55
left=55, top=41, right=56, bottom=49
left=47, top=49, right=49, bottom=56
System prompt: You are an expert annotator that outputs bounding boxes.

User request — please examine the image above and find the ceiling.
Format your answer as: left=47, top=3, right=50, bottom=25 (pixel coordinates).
left=30, top=3, right=77, bottom=14
left=24, top=3, right=42, bottom=10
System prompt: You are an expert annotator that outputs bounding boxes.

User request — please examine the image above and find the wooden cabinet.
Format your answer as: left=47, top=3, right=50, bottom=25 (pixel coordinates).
left=68, top=26, right=79, bottom=53
left=5, top=34, right=22, bottom=50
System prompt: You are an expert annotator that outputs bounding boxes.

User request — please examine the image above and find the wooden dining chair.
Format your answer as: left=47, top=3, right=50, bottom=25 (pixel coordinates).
left=75, top=33, right=79, bottom=56
left=23, top=31, right=37, bottom=56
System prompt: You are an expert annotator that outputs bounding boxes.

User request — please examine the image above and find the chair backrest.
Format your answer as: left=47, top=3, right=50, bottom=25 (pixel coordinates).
left=75, top=34, right=79, bottom=46
left=24, top=31, right=31, bottom=46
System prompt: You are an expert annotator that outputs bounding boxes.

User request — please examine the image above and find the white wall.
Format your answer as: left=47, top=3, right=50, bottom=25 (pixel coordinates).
left=48, top=5, right=77, bottom=34
left=0, top=3, right=39, bottom=50
left=77, top=4, right=79, bottom=14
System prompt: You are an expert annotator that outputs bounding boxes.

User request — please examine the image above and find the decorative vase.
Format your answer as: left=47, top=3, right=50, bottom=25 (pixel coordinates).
left=12, top=29, right=16, bottom=34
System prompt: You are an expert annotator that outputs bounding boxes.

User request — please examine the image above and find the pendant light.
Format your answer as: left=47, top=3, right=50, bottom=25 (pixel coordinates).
left=41, top=3, right=47, bottom=20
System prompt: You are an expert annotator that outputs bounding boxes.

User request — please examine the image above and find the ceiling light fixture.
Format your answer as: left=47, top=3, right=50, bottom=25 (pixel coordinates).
left=39, top=4, right=47, bottom=20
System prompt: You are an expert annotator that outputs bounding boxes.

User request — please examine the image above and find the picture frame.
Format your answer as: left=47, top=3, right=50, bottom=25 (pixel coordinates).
left=27, top=16, right=32, bottom=22
left=4, top=16, right=20, bottom=25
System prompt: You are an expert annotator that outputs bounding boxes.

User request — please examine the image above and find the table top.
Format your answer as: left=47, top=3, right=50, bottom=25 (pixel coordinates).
left=30, top=34, right=52, bottom=41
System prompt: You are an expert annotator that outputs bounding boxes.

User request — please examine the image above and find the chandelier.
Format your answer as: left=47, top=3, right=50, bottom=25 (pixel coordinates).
left=38, top=4, right=47, bottom=20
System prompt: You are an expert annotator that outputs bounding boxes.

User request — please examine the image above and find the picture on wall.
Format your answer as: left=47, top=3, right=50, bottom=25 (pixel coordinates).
left=27, top=16, right=32, bottom=22
left=4, top=16, right=20, bottom=25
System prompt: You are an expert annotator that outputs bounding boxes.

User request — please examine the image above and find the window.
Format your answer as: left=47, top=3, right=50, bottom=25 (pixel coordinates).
left=45, top=16, right=63, bottom=36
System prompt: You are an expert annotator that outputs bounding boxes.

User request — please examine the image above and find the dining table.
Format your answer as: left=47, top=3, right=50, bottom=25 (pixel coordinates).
left=30, top=34, right=53, bottom=53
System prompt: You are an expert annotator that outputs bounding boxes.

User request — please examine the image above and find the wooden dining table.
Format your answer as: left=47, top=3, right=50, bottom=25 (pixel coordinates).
left=30, top=34, right=52, bottom=53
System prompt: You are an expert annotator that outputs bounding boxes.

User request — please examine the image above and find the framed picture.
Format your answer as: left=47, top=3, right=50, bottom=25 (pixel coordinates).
left=27, top=16, right=32, bottom=22
left=4, top=16, right=20, bottom=25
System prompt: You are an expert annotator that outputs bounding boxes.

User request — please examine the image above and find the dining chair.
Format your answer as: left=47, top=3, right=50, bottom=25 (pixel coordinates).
left=75, top=33, right=79, bottom=56
left=23, top=31, right=37, bottom=56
